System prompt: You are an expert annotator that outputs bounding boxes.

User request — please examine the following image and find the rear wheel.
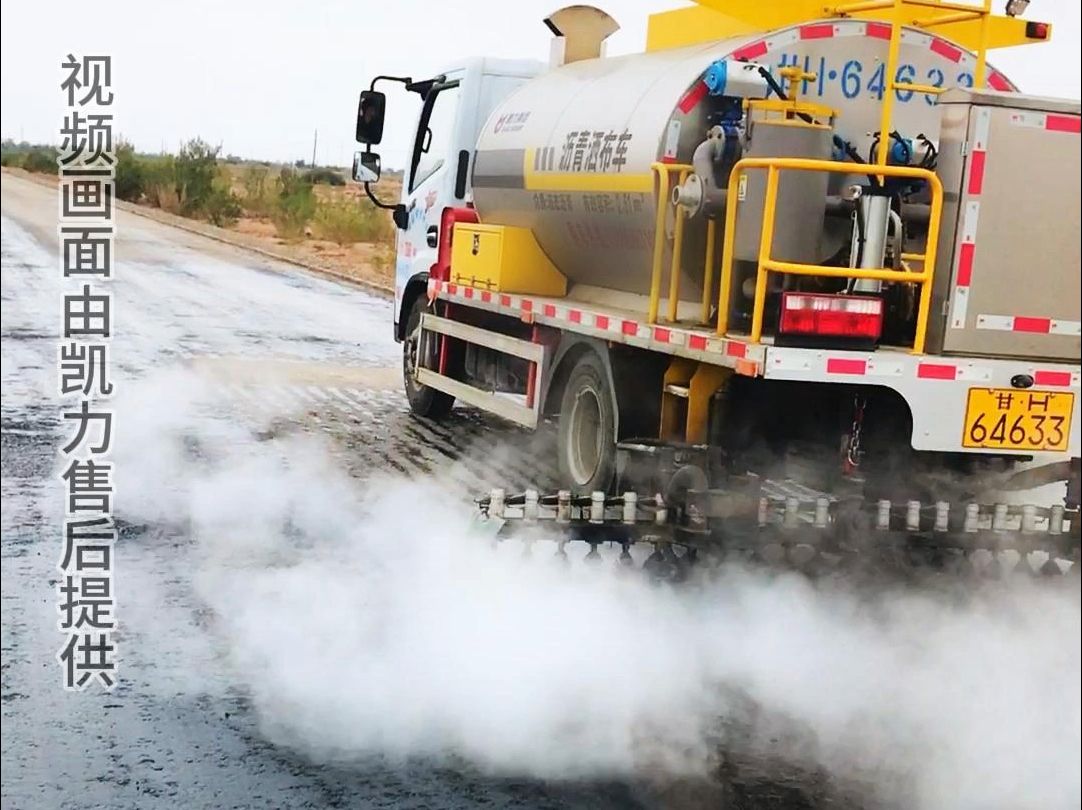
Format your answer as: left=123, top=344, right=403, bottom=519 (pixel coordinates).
left=403, top=296, right=454, bottom=419
left=557, top=352, right=616, bottom=492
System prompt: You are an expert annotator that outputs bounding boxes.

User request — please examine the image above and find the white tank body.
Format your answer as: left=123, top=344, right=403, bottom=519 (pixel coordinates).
left=471, top=19, right=1014, bottom=300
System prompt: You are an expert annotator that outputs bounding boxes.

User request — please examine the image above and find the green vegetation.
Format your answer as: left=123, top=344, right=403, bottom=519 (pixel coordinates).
left=2, top=136, right=393, bottom=253
left=313, top=198, right=391, bottom=245
left=270, top=169, right=318, bottom=240
left=1, top=141, right=58, bottom=174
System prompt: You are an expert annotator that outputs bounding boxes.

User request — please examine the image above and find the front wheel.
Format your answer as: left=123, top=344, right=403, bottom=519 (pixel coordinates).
left=556, top=352, right=616, bottom=492
left=403, top=296, right=454, bottom=419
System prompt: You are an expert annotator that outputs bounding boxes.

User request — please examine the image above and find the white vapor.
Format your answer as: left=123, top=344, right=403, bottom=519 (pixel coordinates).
left=115, top=369, right=1082, bottom=809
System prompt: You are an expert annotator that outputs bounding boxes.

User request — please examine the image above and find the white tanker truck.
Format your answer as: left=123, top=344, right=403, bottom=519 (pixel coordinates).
left=354, top=1, right=1080, bottom=573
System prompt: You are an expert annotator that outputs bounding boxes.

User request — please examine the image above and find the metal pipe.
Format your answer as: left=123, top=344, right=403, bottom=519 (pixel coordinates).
left=853, top=193, right=892, bottom=293
left=667, top=174, right=690, bottom=323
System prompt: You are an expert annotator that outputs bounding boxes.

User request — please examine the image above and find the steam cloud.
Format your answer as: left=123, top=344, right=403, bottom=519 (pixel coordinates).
left=116, top=369, right=1081, bottom=809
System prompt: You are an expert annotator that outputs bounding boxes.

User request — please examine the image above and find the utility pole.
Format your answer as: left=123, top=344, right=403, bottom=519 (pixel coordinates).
left=311, top=129, right=318, bottom=169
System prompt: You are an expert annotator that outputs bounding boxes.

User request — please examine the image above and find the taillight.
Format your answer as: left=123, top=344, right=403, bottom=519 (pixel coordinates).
left=779, top=293, right=883, bottom=340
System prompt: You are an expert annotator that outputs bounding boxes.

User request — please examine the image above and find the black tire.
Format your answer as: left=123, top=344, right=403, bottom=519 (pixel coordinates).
left=556, top=352, right=617, bottom=492
left=402, top=296, right=454, bottom=419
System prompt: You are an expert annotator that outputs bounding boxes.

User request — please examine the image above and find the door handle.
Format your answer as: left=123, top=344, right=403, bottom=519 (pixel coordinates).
left=426, top=226, right=438, bottom=248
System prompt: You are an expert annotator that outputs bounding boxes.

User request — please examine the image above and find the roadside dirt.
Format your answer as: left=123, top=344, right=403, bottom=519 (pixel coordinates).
left=1, top=167, right=395, bottom=297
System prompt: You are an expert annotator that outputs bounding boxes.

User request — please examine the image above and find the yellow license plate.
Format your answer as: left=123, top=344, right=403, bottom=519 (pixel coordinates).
left=962, top=388, right=1074, bottom=451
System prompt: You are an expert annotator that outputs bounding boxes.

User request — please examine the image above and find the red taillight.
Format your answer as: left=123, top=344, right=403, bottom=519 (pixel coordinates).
left=1025, top=21, right=1050, bottom=40
left=779, top=293, right=883, bottom=340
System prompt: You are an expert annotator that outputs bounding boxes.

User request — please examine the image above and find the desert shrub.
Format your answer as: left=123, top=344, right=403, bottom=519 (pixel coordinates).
left=304, top=167, right=345, bottom=186
left=313, top=199, right=391, bottom=245
left=204, top=176, right=242, bottom=227
left=271, top=170, right=316, bottom=239
left=113, top=141, right=144, bottom=202
left=140, top=155, right=177, bottom=208
left=22, top=148, right=59, bottom=174
left=0, top=151, right=21, bottom=167
left=240, top=165, right=273, bottom=216
left=175, top=138, right=219, bottom=216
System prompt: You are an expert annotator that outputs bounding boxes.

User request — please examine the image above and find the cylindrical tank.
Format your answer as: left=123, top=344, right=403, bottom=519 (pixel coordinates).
left=471, top=19, right=1014, bottom=303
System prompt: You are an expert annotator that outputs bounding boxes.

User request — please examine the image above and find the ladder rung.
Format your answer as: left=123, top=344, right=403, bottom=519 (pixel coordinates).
left=891, top=81, right=947, bottom=95
left=664, top=384, right=690, bottom=399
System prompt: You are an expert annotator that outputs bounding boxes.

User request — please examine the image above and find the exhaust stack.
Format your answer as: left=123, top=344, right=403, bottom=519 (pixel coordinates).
left=544, top=5, right=619, bottom=68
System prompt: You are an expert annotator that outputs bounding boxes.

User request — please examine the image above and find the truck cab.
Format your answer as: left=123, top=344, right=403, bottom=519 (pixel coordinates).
left=353, top=58, right=542, bottom=341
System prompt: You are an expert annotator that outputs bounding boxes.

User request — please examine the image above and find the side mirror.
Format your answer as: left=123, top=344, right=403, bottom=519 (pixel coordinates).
left=352, top=151, right=381, bottom=183
left=356, top=90, right=386, bottom=145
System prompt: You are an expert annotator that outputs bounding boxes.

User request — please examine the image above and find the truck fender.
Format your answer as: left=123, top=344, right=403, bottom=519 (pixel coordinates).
left=396, top=272, right=430, bottom=342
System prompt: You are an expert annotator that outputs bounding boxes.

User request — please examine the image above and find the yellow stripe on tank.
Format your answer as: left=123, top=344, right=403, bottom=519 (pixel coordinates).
left=522, top=148, right=654, bottom=193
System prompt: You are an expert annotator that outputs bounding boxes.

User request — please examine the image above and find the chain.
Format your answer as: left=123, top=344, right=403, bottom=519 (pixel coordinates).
left=844, top=395, right=867, bottom=473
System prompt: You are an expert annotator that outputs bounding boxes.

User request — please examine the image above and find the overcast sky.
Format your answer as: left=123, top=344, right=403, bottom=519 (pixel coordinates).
left=2, top=1, right=1078, bottom=169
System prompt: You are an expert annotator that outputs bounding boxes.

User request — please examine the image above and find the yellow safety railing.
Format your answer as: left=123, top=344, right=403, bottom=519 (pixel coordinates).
left=716, top=157, right=944, bottom=354
left=648, top=162, right=720, bottom=326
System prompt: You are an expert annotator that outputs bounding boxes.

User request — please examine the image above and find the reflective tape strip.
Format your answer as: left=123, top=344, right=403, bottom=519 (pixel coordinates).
left=1033, top=370, right=1076, bottom=388
left=977, top=314, right=1082, bottom=336
left=1009, top=111, right=1081, bottom=134
left=949, top=200, right=981, bottom=328
left=800, top=23, right=835, bottom=39
left=676, top=82, right=708, bottom=114
left=826, top=358, right=866, bottom=375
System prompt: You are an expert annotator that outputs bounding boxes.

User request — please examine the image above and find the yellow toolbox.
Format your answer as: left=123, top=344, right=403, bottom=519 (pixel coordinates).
left=450, top=222, right=567, bottom=297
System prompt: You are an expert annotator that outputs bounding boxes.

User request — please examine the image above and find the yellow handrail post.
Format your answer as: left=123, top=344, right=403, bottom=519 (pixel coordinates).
left=700, top=217, right=717, bottom=325
left=666, top=168, right=691, bottom=323
left=716, top=165, right=744, bottom=336
left=648, top=165, right=670, bottom=324
left=875, top=0, right=904, bottom=170
left=911, top=171, right=943, bottom=354
left=974, top=0, right=991, bottom=87
left=750, top=166, right=780, bottom=343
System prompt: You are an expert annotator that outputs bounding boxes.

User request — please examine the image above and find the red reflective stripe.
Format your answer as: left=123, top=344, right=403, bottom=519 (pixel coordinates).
left=917, top=363, right=956, bottom=380
left=865, top=22, right=892, bottom=39
left=800, top=23, right=834, bottom=39
left=480, top=290, right=492, bottom=303
left=1046, top=114, right=1081, bottom=134
left=660, top=155, right=678, bottom=164
left=653, top=327, right=670, bottom=343
left=725, top=341, right=747, bottom=358
left=1034, top=371, right=1073, bottom=387
left=732, top=40, right=768, bottom=60
left=677, top=81, right=709, bottom=114
left=826, top=358, right=866, bottom=375
left=543, top=303, right=557, bottom=317
left=621, top=320, right=638, bottom=336
left=464, top=286, right=474, bottom=299
left=520, top=298, right=533, bottom=313
left=499, top=294, right=512, bottom=307
left=930, top=38, right=962, bottom=63
left=688, top=334, right=708, bottom=351
left=967, top=151, right=986, bottom=196
left=568, top=309, right=582, bottom=324
left=595, top=315, right=609, bottom=330
left=987, top=72, right=1010, bottom=91
left=956, top=242, right=975, bottom=287
left=1013, top=316, right=1051, bottom=333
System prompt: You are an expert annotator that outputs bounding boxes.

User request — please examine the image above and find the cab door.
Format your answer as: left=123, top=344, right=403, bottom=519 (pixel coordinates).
left=395, top=73, right=466, bottom=325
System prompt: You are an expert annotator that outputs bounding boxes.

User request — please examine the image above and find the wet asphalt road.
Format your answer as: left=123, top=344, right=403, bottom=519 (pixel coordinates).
left=2, top=173, right=857, bottom=810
